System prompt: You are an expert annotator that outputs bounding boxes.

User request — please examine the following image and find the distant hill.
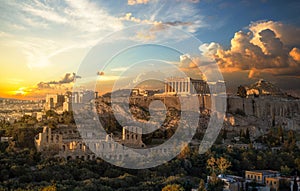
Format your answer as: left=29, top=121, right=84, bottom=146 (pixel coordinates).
left=102, top=89, right=132, bottom=98
left=246, top=79, right=286, bottom=97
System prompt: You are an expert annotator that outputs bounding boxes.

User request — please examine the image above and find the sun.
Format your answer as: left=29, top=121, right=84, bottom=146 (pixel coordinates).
left=9, top=87, right=29, bottom=96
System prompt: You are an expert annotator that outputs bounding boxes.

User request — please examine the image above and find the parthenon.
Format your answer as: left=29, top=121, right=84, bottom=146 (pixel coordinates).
left=164, top=77, right=209, bottom=95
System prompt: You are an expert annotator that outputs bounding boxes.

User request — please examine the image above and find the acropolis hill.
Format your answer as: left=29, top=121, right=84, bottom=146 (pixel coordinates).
left=36, top=78, right=300, bottom=160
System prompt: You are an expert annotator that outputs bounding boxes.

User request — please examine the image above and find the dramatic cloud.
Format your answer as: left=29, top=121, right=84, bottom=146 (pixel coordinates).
left=249, top=20, right=300, bottom=47
left=47, top=73, right=80, bottom=84
left=201, top=21, right=300, bottom=78
left=199, top=42, right=221, bottom=57
left=290, top=47, right=300, bottom=62
left=35, top=73, right=80, bottom=89
left=179, top=54, right=199, bottom=69
left=36, top=82, right=51, bottom=89
left=177, top=54, right=214, bottom=81
left=10, top=73, right=79, bottom=98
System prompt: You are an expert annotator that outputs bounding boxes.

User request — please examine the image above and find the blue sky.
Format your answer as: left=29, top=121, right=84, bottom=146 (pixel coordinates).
left=0, top=0, right=299, bottom=98
left=194, top=0, right=300, bottom=45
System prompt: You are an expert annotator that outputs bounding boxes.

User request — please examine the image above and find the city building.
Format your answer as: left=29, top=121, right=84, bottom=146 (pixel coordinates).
left=35, top=125, right=97, bottom=160
left=0, top=136, right=12, bottom=143
left=265, top=176, right=291, bottom=191
left=122, top=126, right=145, bottom=148
left=44, top=91, right=97, bottom=112
left=207, top=174, right=243, bottom=191
left=35, top=125, right=146, bottom=160
left=44, top=94, right=65, bottom=111
left=245, top=170, right=280, bottom=184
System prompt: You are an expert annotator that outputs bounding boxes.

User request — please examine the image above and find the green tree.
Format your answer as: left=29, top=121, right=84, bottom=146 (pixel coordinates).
left=41, top=184, right=57, bottom=191
left=198, top=179, right=207, bottom=191
left=207, top=173, right=224, bottom=191
left=284, top=130, right=296, bottom=150
left=46, top=110, right=58, bottom=118
left=162, top=184, right=185, bottom=191
left=177, top=145, right=191, bottom=160
left=207, top=157, right=217, bottom=174
left=280, top=165, right=291, bottom=176
left=217, top=157, right=232, bottom=174
left=207, top=157, right=231, bottom=175
left=278, top=125, right=284, bottom=143
left=295, top=158, right=300, bottom=170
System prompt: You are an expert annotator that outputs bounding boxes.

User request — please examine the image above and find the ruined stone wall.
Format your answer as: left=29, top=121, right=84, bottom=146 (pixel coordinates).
left=129, top=95, right=212, bottom=111
left=227, top=96, right=300, bottom=118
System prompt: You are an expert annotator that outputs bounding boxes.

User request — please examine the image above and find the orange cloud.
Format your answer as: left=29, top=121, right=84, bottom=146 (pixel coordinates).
left=9, top=87, right=31, bottom=96
left=290, top=47, right=300, bottom=62
left=177, top=54, right=211, bottom=80
left=201, top=21, right=300, bottom=78
left=6, top=73, right=79, bottom=99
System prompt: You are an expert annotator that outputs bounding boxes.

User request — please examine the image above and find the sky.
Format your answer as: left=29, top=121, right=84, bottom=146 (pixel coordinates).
left=0, top=0, right=299, bottom=99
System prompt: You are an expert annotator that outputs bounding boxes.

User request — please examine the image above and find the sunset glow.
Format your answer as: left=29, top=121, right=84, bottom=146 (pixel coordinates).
left=0, top=0, right=299, bottom=99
